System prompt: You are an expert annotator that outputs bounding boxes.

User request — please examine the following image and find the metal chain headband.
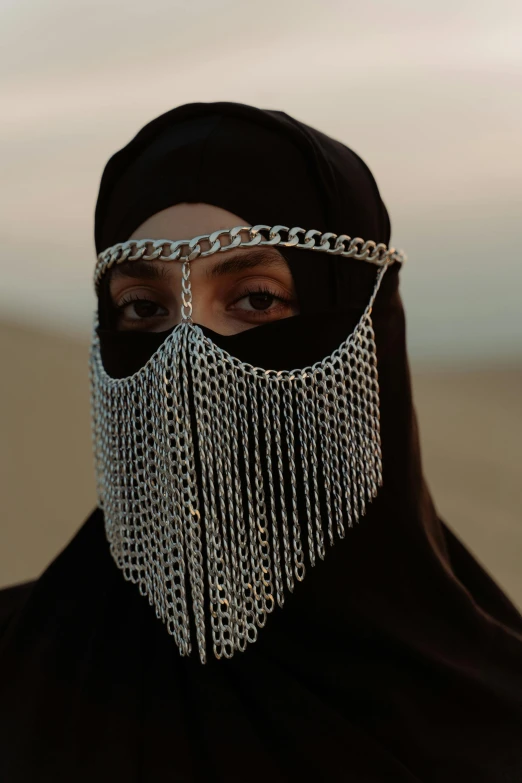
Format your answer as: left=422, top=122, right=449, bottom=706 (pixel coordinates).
left=94, top=224, right=406, bottom=290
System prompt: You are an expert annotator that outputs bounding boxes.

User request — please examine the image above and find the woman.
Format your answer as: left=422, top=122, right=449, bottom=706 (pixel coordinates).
left=1, top=102, right=521, bottom=782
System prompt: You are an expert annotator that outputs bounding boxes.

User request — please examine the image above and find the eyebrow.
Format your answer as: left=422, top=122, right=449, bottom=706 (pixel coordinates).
left=110, top=260, right=171, bottom=282
left=109, top=248, right=288, bottom=283
left=206, top=248, right=287, bottom=278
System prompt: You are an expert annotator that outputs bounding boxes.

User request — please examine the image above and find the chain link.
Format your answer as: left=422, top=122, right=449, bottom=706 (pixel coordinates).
left=94, top=224, right=406, bottom=290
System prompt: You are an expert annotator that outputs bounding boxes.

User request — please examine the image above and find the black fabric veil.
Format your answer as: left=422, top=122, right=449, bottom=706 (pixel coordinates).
left=1, top=102, right=521, bottom=783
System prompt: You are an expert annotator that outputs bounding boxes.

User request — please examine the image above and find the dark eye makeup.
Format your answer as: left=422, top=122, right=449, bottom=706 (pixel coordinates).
left=228, top=285, right=293, bottom=312
left=114, top=284, right=294, bottom=326
left=116, top=293, right=167, bottom=318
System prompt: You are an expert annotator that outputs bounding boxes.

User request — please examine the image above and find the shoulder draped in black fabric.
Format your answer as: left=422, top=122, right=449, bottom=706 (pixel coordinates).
left=1, top=102, right=521, bottom=783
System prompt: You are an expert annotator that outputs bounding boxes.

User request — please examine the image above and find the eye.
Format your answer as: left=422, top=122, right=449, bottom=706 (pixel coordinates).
left=117, top=295, right=169, bottom=322
left=245, top=292, right=279, bottom=311
left=231, top=286, right=292, bottom=314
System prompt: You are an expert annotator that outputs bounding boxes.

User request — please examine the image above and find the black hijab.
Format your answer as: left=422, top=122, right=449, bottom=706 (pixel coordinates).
left=1, top=102, right=521, bottom=783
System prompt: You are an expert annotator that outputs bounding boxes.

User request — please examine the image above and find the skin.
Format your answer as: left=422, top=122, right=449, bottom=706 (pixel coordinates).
left=108, top=202, right=299, bottom=334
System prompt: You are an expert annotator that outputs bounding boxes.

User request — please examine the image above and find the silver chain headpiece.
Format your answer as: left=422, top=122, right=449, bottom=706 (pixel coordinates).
left=94, top=224, right=404, bottom=291
left=90, top=225, right=406, bottom=663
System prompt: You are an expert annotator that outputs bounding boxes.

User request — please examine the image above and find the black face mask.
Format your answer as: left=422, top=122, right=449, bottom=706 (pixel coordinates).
left=96, top=247, right=399, bottom=381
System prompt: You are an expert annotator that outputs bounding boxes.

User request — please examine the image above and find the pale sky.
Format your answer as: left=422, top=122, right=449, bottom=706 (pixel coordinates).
left=1, top=0, right=521, bottom=364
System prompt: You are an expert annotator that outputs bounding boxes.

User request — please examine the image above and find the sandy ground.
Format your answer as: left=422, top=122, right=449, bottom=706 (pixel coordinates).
left=1, top=319, right=520, bottom=609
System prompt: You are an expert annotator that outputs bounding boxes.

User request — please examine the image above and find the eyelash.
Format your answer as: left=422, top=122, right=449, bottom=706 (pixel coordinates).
left=116, top=293, right=160, bottom=309
left=230, top=285, right=292, bottom=307
left=116, top=286, right=292, bottom=313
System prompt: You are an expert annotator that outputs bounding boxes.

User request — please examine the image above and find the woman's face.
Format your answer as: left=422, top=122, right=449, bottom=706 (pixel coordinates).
left=108, top=202, right=299, bottom=335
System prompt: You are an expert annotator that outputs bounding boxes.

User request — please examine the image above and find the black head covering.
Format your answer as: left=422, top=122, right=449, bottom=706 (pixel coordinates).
left=1, top=102, right=521, bottom=783
left=94, top=103, right=390, bottom=251
left=94, top=102, right=395, bottom=377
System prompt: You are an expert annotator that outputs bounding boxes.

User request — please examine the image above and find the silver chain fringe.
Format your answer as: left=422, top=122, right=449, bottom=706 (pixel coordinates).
left=90, top=226, right=401, bottom=663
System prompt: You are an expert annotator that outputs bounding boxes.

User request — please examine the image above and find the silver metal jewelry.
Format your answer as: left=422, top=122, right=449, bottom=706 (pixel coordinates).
left=94, top=224, right=405, bottom=291
left=90, top=225, right=406, bottom=663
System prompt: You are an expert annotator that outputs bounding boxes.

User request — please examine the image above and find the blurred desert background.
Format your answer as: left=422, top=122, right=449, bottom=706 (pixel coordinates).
left=1, top=0, right=521, bottom=607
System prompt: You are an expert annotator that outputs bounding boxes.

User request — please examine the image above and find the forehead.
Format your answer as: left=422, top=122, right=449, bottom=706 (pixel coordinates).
left=127, top=203, right=247, bottom=244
